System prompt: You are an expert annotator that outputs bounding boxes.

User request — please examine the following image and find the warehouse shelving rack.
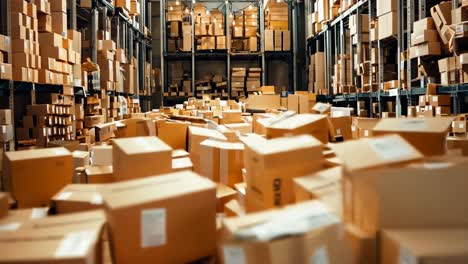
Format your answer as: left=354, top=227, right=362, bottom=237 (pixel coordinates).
left=0, top=0, right=154, bottom=149
left=306, top=0, right=468, bottom=117
left=161, top=0, right=295, bottom=105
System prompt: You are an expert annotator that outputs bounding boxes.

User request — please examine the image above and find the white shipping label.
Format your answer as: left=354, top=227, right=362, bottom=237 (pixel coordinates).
left=55, top=231, right=95, bottom=258
left=433, top=96, right=438, bottom=102
left=459, top=123, right=465, bottom=129
left=0, top=222, right=21, bottom=232
left=223, top=246, right=246, bottom=264
left=311, top=246, right=329, bottom=264
left=369, top=137, right=414, bottom=162
left=31, top=208, right=48, bottom=219
left=141, top=208, right=166, bottom=248
left=56, top=191, right=72, bottom=200
left=364, top=130, right=369, bottom=137
left=399, top=247, right=417, bottom=264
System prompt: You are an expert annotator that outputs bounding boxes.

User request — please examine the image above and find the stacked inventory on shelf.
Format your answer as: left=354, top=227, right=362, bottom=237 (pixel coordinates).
left=246, top=67, right=261, bottom=93
left=231, top=67, right=246, bottom=97
left=0, top=35, right=12, bottom=80
left=194, top=5, right=226, bottom=51
left=264, top=1, right=290, bottom=51
left=161, top=0, right=295, bottom=101
left=231, top=6, right=258, bottom=53
left=306, top=0, right=468, bottom=117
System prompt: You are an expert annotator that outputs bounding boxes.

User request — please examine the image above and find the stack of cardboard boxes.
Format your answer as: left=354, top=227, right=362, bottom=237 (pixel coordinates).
left=309, top=52, right=326, bottom=94
left=246, top=68, right=261, bottom=93
left=11, top=0, right=40, bottom=82
left=332, top=53, right=352, bottom=94
left=231, top=7, right=258, bottom=53
left=231, top=67, right=246, bottom=97
left=0, top=110, right=14, bottom=151
left=166, top=1, right=191, bottom=52
left=410, top=17, right=441, bottom=59
left=193, top=4, right=225, bottom=51
left=377, top=0, right=397, bottom=40
left=16, top=99, right=75, bottom=148
left=115, top=0, right=141, bottom=17
left=264, top=2, right=289, bottom=51
left=417, top=94, right=451, bottom=118
left=0, top=35, right=12, bottom=80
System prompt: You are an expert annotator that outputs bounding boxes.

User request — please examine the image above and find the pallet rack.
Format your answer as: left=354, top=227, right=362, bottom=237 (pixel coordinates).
left=306, top=0, right=468, bottom=117
left=0, top=0, right=154, bottom=149
left=161, top=0, right=296, bottom=105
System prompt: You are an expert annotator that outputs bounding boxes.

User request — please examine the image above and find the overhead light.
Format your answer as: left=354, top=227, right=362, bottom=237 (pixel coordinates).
left=251, top=14, right=256, bottom=18
left=229, top=12, right=233, bottom=18
left=175, top=0, right=180, bottom=5
left=233, top=21, right=236, bottom=26
left=213, top=18, right=217, bottom=23
left=184, top=7, right=189, bottom=14
left=218, top=24, right=222, bottom=28
left=248, top=4, right=253, bottom=10
left=266, top=8, right=269, bottom=12
left=169, top=6, right=173, bottom=11
left=276, top=0, right=281, bottom=3
left=205, top=9, right=210, bottom=15
left=192, top=0, right=195, bottom=3
left=252, top=21, right=256, bottom=26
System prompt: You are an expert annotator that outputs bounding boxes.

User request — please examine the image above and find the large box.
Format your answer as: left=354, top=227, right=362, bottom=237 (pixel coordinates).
left=112, top=136, right=172, bottom=180
left=156, top=120, right=189, bottom=150
left=241, top=135, right=323, bottom=211
left=51, top=11, right=67, bottom=36
left=51, top=184, right=104, bottom=214
left=246, top=94, right=280, bottom=110
left=265, top=113, right=329, bottom=143
left=377, top=0, right=397, bottom=17
left=282, top=30, right=290, bottom=51
left=410, top=30, right=438, bottom=45
left=372, top=117, right=454, bottom=156
left=378, top=12, right=397, bottom=40
left=409, top=42, right=441, bottom=59
left=103, top=171, right=217, bottom=263
left=381, top=229, right=468, bottom=264
left=188, top=126, right=227, bottom=173
left=265, top=30, right=274, bottom=51
left=3, top=148, right=73, bottom=208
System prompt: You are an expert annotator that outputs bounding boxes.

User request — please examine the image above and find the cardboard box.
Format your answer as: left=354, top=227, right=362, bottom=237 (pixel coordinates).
left=156, top=120, right=189, bottom=150
left=103, top=171, right=217, bottom=263
left=188, top=126, right=227, bottom=173
left=379, top=12, right=397, bottom=40
left=409, top=42, right=441, bottom=59
left=381, top=229, right=468, bottom=264
left=265, top=30, right=274, bottom=51
left=85, top=165, right=114, bottom=183
left=430, top=1, right=452, bottom=28
left=345, top=225, right=377, bottom=264
left=413, top=17, right=435, bottom=33
left=3, top=148, right=73, bottom=208
left=452, top=120, right=467, bottom=133
left=328, top=116, right=353, bottom=141
left=410, top=30, right=438, bottom=45
left=377, top=0, right=397, bottom=17
left=112, top=136, right=172, bottom=181
left=90, top=145, right=112, bottom=166
left=265, top=113, right=329, bottom=143
left=172, top=157, right=193, bottom=172
left=221, top=201, right=350, bottom=263
left=0, top=192, right=8, bottom=218
left=51, top=11, right=67, bottom=36
left=293, top=166, right=343, bottom=216
left=428, top=94, right=451, bottom=106
left=241, top=135, right=323, bottom=211
left=50, top=184, right=104, bottom=214
left=373, top=117, right=454, bottom=156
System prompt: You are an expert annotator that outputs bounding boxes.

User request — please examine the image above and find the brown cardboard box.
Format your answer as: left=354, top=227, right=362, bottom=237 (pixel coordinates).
left=112, top=136, right=172, bottom=181
left=452, top=120, right=467, bottom=133
left=0, top=109, right=12, bottom=125
left=265, top=113, right=329, bottom=143
left=172, top=157, right=193, bottom=172
left=265, top=29, right=274, bottom=51
left=381, top=229, right=468, bottom=264
left=0, top=192, right=9, bottom=218
left=452, top=6, right=468, bottom=24
left=241, top=135, right=323, bottom=211
left=430, top=1, right=452, bottom=28
left=246, top=95, right=281, bottom=110
left=51, top=0, right=67, bottom=12
left=85, top=165, right=114, bottom=183
left=156, top=120, right=189, bottom=150
left=293, top=166, right=343, bottom=216
left=221, top=201, right=350, bottom=264
left=0, top=210, right=105, bottom=263
left=282, top=30, right=290, bottom=51
left=103, top=171, right=217, bottom=263
left=3, top=148, right=73, bottom=208
left=428, top=94, right=451, bottom=106
left=0, top=63, right=12, bottom=80
left=328, top=116, right=353, bottom=141
left=217, top=184, right=237, bottom=213
left=409, top=42, right=441, bottom=59
left=410, top=30, right=438, bottom=45
left=345, top=225, right=377, bottom=264
left=287, top=94, right=299, bottom=112
left=311, top=102, right=331, bottom=114
left=413, top=17, right=435, bottom=33
left=172, top=149, right=190, bottom=159
left=50, top=184, right=104, bottom=214
left=373, top=117, right=454, bottom=156
left=51, top=11, right=67, bottom=36
left=188, top=126, right=227, bottom=173
left=72, top=150, right=90, bottom=168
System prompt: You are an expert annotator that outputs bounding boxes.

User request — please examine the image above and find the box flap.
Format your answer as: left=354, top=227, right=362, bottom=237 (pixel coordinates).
left=373, top=117, right=454, bottom=134
left=113, top=136, right=172, bottom=155
left=268, top=114, right=327, bottom=130
left=331, top=135, right=423, bottom=172
left=245, top=134, right=322, bottom=156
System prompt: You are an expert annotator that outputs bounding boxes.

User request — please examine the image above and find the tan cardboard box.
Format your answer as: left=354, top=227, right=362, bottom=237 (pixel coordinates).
left=103, top=171, right=217, bottom=263
left=377, top=0, right=396, bottom=17
left=381, top=229, right=468, bottom=264
left=156, top=120, right=189, bottom=150
left=3, top=148, right=73, bottom=208
left=409, top=42, right=441, bottom=58
left=379, top=12, right=397, bottom=40
left=216, top=183, right=237, bottom=213
left=265, top=113, right=329, bottom=143
left=188, top=126, right=227, bottom=173
left=50, top=184, right=104, bottom=214
left=90, top=144, right=112, bottom=166
left=241, top=135, right=323, bottom=211
left=328, top=116, right=353, bottom=141
left=410, top=30, right=438, bottom=45
left=221, top=201, right=351, bottom=264
left=0, top=192, right=9, bottom=218
left=413, top=17, right=435, bottom=33
left=372, top=117, right=454, bottom=156
left=172, top=157, right=193, bottom=172
left=265, top=29, right=274, bottom=51
left=112, top=136, right=172, bottom=180
left=345, top=225, right=377, bottom=264
left=85, top=165, right=114, bottom=183
left=51, top=11, right=67, bottom=36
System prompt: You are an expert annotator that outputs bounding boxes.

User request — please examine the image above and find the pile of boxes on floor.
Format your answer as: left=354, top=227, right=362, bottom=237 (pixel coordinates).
left=264, top=2, right=290, bottom=51
left=231, top=6, right=258, bottom=53
left=2, top=93, right=468, bottom=262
